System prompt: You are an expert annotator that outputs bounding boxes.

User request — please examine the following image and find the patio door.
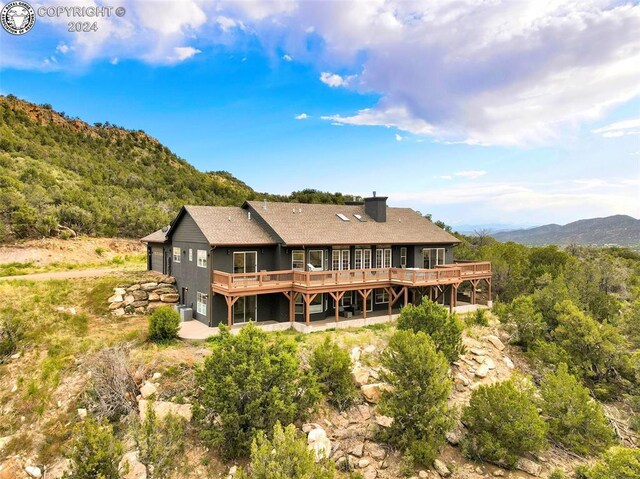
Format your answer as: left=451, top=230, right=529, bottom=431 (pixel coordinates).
left=354, top=249, right=372, bottom=269
left=234, top=295, right=257, bottom=324
left=234, top=251, right=257, bottom=275
left=332, top=249, right=350, bottom=270
left=356, top=293, right=374, bottom=312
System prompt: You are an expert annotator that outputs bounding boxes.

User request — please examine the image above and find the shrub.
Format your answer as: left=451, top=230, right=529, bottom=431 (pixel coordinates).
left=148, top=307, right=180, bottom=342
left=310, top=337, right=358, bottom=411
left=95, top=246, right=106, bottom=256
left=133, top=404, right=186, bottom=479
left=236, top=422, right=336, bottom=479
left=461, top=377, right=547, bottom=467
left=540, top=363, right=614, bottom=456
left=378, top=330, right=453, bottom=466
left=86, top=347, right=139, bottom=421
left=0, top=313, right=24, bottom=362
left=64, top=417, right=123, bottom=479
left=577, top=446, right=640, bottom=479
left=466, top=308, right=489, bottom=327
left=505, top=295, right=546, bottom=349
left=549, top=469, right=567, bottom=479
left=194, top=323, right=320, bottom=459
left=396, top=298, right=465, bottom=362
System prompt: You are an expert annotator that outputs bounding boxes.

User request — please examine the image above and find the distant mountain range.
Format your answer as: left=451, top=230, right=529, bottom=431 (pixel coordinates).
left=493, top=215, right=640, bottom=248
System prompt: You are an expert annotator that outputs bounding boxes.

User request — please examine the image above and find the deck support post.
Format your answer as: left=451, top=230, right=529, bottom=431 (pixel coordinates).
left=404, top=287, right=409, bottom=306
left=302, top=293, right=318, bottom=326
left=328, top=291, right=346, bottom=322
left=356, top=289, right=372, bottom=320
left=449, top=285, right=455, bottom=313
left=224, top=295, right=240, bottom=327
left=487, top=278, right=492, bottom=302
left=282, top=291, right=298, bottom=322
left=470, top=279, right=479, bottom=305
left=384, top=287, right=395, bottom=317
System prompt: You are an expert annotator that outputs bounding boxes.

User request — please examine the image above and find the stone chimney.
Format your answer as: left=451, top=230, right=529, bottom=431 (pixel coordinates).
left=364, top=191, right=387, bottom=222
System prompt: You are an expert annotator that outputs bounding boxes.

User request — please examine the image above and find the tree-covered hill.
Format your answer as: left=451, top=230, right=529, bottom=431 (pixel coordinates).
left=0, top=95, right=352, bottom=242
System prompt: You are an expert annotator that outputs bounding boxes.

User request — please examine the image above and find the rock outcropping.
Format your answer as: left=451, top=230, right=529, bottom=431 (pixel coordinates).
left=108, top=276, right=178, bottom=316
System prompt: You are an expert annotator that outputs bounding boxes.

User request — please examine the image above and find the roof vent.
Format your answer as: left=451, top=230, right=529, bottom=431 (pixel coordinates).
left=263, top=199, right=267, bottom=210
left=336, top=213, right=350, bottom=221
left=161, top=225, right=169, bottom=233
left=228, top=215, right=231, bottom=221
left=247, top=211, right=251, bottom=221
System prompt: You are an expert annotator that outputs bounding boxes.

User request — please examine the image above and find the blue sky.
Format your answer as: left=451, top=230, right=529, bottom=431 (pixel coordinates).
left=1, top=0, right=639, bottom=228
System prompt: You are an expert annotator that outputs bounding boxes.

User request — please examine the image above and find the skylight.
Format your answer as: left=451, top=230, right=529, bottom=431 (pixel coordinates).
left=353, top=214, right=366, bottom=222
left=336, top=213, right=350, bottom=221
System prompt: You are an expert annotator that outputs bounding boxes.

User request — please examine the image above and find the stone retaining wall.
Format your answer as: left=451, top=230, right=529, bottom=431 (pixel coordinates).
left=108, top=275, right=179, bottom=316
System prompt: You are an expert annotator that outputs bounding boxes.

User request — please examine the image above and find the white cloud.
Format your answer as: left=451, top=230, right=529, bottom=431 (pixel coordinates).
left=169, top=46, right=201, bottom=62
left=216, top=16, right=238, bottom=32
left=455, top=170, right=487, bottom=179
left=56, top=43, right=70, bottom=54
left=295, top=113, right=308, bottom=120
left=283, top=54, right=293, bottom=62
left=323, top=105, right=434, bottom=135
left=592, top=118, right=640, bottom=138
left=319, top=72, right=353, bottom=88
left=110, top=57, right=119, bottom=65
left=395, top=133, right=403, bottom=141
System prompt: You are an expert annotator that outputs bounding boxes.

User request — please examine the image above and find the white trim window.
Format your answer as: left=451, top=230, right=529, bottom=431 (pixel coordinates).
left=197, top=249, right=207, bottom=268
left=375, top=288, right=389, bottom=304
left=310, top=293, right=324, bottom=313
left=196, top=292, right=207, bottom=315
left=400, top=247, right=407, bottom=268
left=292, top=250, right=305, bottom=271
left=172, top=247, right=181, bottom=263
left=423, top=248, right=446, bottom=269
left=308, top=250, right=324, bottom=271
left=188, top=249, right=193, bottom=262
left=332, top=249, right=350, bottom=270
left=375, top=248, right=391, bottom=268
left=355, top=249, right=372, bottom=269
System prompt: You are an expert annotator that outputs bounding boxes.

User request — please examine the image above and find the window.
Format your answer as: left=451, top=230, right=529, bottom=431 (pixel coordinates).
left=196, top=292, right=207, bottom=315
left=375, top=248, right=391, bottom=268
left=336, top=213, right=350, bottom=221
left=423, top=248, right=446, bottom=269
left=234, top=251, right=257, bottom=274
left=188, top=249, right=193, bottom=261
left=197, top=249, right=207, bottom=268
left=341, top=292, right=353, bottom=307
left=400, top=247, right=407, bottom=268
left=292, top=250, right=305, bottom=271
left=353, top=214, right=366, bottom=222
left=332, top=249, right=350, bottom=270
left=355, top=249, right=372, bottom=269
left=309, top=250, right=324, bottom=271
left=310, top=294, right=324, bottom=313
left=375, top=288, right=389, bottom=304
left=234, top=295, right=256, bottom=323
left=172, top=247, right=181, bottom=263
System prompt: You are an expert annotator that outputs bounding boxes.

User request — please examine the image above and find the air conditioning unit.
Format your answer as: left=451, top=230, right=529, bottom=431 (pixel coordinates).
left=180, top=308, right=193, bottom=321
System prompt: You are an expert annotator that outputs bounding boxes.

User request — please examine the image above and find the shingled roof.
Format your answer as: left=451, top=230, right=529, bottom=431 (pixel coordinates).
left=179, top=205, right=278, bottom=246
left=244, top=201, right=460, bottom=246
left=141, top=227, right=169, bottom=243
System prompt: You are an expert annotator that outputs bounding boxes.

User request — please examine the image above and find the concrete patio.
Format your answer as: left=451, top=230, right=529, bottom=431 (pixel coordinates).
left=178, top=302, right=490, bottom=340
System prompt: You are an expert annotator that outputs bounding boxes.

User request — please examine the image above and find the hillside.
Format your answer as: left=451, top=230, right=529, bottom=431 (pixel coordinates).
left=0, top=95, right=351, bottom=242
left=493, top=214, right=640, bottom=248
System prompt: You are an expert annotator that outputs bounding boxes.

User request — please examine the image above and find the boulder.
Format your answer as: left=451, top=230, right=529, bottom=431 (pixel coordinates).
left=469, top=347, right=487, bottom=356
left=484, top=335, right=505, bottom=351
left=109, top=302, right=124, bottom=310
left=148, top=292, right=160, bottom=302
left=140, top=282, right=158, bottom=291
left=132, top=290, right=148, bottom=301
left=456, top=373, right=471, bottom=386
left=147, top=302, right=164, bottom=312
left=123, top=294, right=135, bottom=305
left=516, top=458, right=541, bottom=477
left=111, top=308, right=125, bottom=317
left=108, top=294, right=123, bottom=303
left=77, top=408, right=87, bottom=420
left=367, top=443, right=386, bottom=460
left=154, top=286, right=178, bottom=295
left=350, top=347, right=362, bottom=363
left=361, top=383, right=391, bottom=404
left=375, top=415, right=393, bottom=428
left=158, top=276, right=176, bottom=284
left=484, top=358, right=496, bottom=370
left=433, top=459, right=450, bottom=477
left=126, top=284, right=141, bottom=292
left=503, top=356, right=515, bottom=369
left=114, top=288, right=127, bottom=295
left=119, top=451, right=147, bottom=479
left=160, top=294, right=179, bottom=303
left=475, top=364, right=490, bottom=378
left=138, top=399, right=193, bottom=422
left=350, top=443, right=364, bottom=458
left=358, top=458, right=370, bottom=468
left=25, top=466, right=41, bottom=478
left=352, top=367, right=370, bottom=387
left=130, top=300, right=147, bottom=309
left=307, top=426, right=331, bottom=461
left=139, top=382, right=157, bottom=399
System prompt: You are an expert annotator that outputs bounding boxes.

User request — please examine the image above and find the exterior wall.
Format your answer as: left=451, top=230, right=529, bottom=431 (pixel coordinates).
left=170, top=213, right=212, bottom=325
left=147, top=243, right=166, bottom=273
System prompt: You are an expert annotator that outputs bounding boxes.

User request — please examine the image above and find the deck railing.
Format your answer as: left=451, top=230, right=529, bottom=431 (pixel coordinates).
left=212, top=261, right=491, bottom=293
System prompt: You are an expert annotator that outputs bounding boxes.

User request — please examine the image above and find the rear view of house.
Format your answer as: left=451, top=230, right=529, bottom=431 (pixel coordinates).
left=141, top=194, right=492, bottom=327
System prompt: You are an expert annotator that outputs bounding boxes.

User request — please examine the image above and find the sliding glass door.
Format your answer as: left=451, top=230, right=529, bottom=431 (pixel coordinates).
left=234, top=295, right=257, bottom=324
left=233, top=251, right=257, bottom=274
left=423, top=248, right=445, bottom=269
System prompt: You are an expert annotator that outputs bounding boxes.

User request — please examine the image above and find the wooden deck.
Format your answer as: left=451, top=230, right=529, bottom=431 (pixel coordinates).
left=211, top=261, right=491, bottom=295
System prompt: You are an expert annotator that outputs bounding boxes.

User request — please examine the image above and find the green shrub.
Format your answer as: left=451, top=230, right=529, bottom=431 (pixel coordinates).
left=396, top=298, right=465, bottom=362
left=133, top=404, right=186, bottom=479
left=549, top=469, right=567, bottom=479
left=540, top=363, right=614, bottom=456
left=236, top=422, right=336, bottom=479
left=194, top=323, right=320, bottom=459
left=148, top=307, right=180, bottom=342
left=95, top=246, right=106, bottom=256
left=461, top=377, right=547, bottom=467
left=310, top=337, right=358, bottom=411
left=505, top=295, right=546, bottom=349
left=466, top=308, right=489, bottom=327
left=378, top=330, right=453, bottom=466
left=64, top=417, right=123, bottom=479
left=577, top=446, right=640, bottom=479
left=0, top=313, right=24, bottom=362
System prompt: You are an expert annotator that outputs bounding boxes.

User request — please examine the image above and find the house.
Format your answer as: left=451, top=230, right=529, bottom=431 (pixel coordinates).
left=141, top=194, right=492, bottom=327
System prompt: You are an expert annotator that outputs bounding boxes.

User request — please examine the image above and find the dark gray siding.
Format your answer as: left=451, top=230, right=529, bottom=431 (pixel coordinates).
left=149, top=244, right=165, bottom=273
